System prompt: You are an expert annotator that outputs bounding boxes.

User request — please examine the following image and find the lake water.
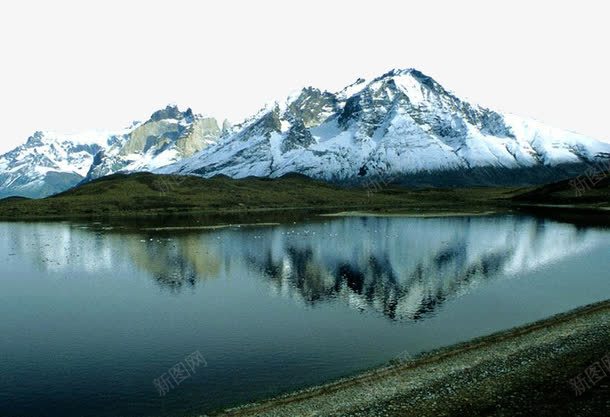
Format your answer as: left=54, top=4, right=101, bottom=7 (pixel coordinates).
left=1, top=214, right=609, bottom=417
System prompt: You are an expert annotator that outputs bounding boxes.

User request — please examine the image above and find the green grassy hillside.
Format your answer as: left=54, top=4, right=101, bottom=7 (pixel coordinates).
left=512, top=175, right=610, bottom=206
left=0, top=172, right=519, bottom=220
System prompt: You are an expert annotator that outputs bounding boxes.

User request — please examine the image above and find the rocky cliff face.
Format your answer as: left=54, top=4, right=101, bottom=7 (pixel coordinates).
left=85, top=105, right=220, bottom=181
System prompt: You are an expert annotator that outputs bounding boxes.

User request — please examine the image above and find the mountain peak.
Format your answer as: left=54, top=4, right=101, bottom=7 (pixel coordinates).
left=162, top=67, right=610, bottom=185
left=5, top=68, right=610, bottom=199
left=149, top=104, right=188, bottom=122
left=383, top=67, right=417, bottom=76
left=25, top=131, right=45, bottom=146
left=374, top=68, right=437, bottom=88
left=337, top=77, right=367, bottom=99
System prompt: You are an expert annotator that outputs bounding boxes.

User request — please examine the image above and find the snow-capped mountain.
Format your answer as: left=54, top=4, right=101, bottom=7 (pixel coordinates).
left=161, top=69, right=610, bottom=186
left=85, top=105, right=221, bottom=181
left=3, top=68, right=610, bottom=199
left=0, top=105, right=221, bottom=198
left=0, top=131, right=109, bottom=199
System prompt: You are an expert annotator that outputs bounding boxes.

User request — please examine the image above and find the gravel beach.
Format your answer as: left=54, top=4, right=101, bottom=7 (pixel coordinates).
left=211, top=300, right=610, bottom=417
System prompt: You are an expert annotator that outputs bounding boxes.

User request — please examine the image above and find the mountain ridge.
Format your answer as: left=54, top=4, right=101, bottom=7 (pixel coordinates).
left=0, top=105, right=221, bottom=198
left=159, top=68, right=610, bottom=185
left=2, top=68, right=610, bottom=198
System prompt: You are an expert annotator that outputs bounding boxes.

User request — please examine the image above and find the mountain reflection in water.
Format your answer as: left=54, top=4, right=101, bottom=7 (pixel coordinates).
left=3, top=215, right=603, bottom=320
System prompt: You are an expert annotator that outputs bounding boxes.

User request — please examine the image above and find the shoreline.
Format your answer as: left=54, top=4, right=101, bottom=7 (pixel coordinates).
left=210, top=300, right=610, bottom=417
left=319, top=209, right=498, bottom=218
left=138, top=222, right=282, bottom=231
left=0, top=203, right=508, bottom=223
left=1, top=201, right=609, bottom=225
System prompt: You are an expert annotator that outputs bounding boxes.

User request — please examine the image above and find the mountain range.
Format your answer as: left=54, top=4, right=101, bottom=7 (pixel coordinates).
left=0, top=106, right=223, bottom=198
left=2, top=68, right=610, bottom=198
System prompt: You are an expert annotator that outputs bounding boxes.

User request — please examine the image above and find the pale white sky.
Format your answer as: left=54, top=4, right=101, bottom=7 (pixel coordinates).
left=1, top=0, right=609, bottom=153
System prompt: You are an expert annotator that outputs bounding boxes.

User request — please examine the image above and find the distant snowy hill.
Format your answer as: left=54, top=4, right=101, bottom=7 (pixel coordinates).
left=0, top=131, right=108, bottom=198
left=0, top=105, right=221, bottom=198
left=159, top=69, right=610, bottom=186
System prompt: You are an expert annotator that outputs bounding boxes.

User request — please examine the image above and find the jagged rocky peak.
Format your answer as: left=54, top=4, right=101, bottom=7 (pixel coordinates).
left=287, top=87, right=339, bottom=128
left=25, top=131, right=46, bottom=146
left=221, top=119, right=233, bottom=136
left=399, top=69, right=512, bottom=137
left=0, top=104, right=224, bottom=198
left=381, top=68, right=444, bottom=90
left=83, top=104, right=223, bottom=182
left=235, top=104, right=283, bottom=140
left=336, top=68, right=514, bottom=139
left=162, top=67, right=610, bottom=186
left=119, top=105, right=219, bottom=156
left=176, top=116, right=221, bottom=156
left=232, top=87, right=339, bottom=143
left=0, top=130, right=108, bottom=198
left=5, top=67, right=610, bottom=199
left=150, top=104, right=189, bottom=122
left=337, top=73, right=412, bottom=135
left=337, top=77, right=367, bottom=99
left=282, top=117, right=315, bottom=153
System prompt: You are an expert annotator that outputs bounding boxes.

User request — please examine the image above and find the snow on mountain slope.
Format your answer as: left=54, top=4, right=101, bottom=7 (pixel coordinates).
left=0, top=105, right=221, bottom=198
left=0, top=131, right=110, bottom=198
left=160, top=69, right=610, bottom=185
left=3, top=68, right=610, bottom=198
left=503, top=113, right=607, bottom=165
left=84, top=105, right=221, bottom=181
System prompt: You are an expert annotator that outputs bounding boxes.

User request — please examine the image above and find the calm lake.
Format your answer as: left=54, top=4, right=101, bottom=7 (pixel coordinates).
left=1, top=214, right=609, bottom=417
